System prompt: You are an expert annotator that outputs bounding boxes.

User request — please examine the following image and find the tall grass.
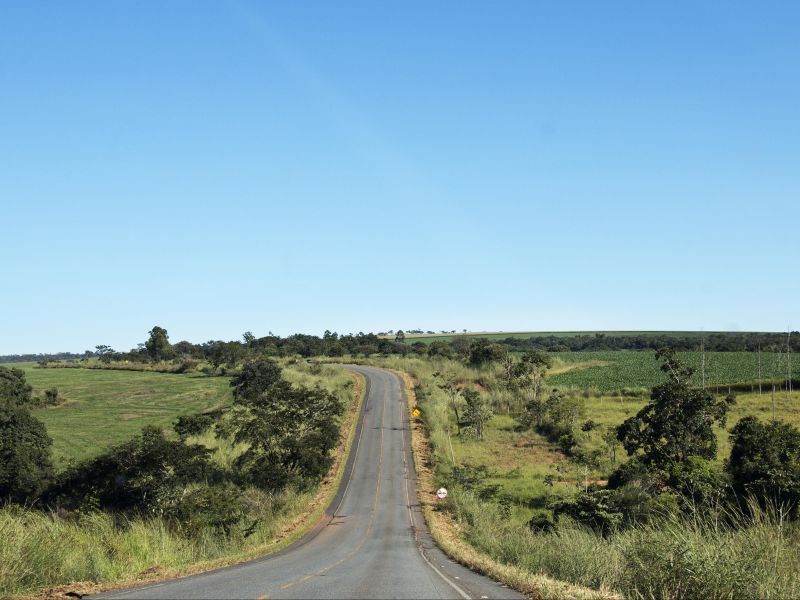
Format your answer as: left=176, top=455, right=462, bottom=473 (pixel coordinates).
left=0, top=488, right=311, bottom=597
left=0, top=362, right=355, bottom=598
left=355, top=355, right=800, bottom=599
left=446, top=487, right=800, bottom=599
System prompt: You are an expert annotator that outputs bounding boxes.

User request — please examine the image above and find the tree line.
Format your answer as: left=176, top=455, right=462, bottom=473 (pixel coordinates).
left=5, top=329, right=797, bottom=366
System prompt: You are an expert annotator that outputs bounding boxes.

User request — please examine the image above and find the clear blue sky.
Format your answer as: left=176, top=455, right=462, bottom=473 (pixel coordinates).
left=2, top=1, right=798, bottom=354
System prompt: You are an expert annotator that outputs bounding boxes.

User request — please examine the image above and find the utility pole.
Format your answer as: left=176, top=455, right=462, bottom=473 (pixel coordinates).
left=758, top=345, right=762, bottom=396
left=788, top=328, right=793, bottom=394
left=772, top=383, right=776, bottom=422
left=700, top=331, right=706, bottom=390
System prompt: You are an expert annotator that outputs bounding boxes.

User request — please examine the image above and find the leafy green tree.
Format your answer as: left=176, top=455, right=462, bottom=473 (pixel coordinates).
left=666, top=456, right=726, bottom=507
left=552, top=488, right=623, bottom=534
left=616, top=349, right=734, bottom=472
left=230, top=359, right=282, bottom=401
left=145, top=326, right=172, bottom=361
left=411, top=341, right=428, bottom=356
left=0, top=366, right=33, bottom=406
left=210, top=341, right=248, bottom=370
left=427, top=341, right=452, bottom=358
left=451, top=335, right=473, bottom=360
left=468, top=338, right=505, bottom=366
left=0, top=402, right=53, bottom=502
left=226, top=368, right=344, bottom=490
left=546, top=390, right=585, bottom=432
left=462, top=388, right=492, bottom=440
left=94, top=345, right=115, bottom=363
left=512, top=351, right=552, bottom=424
left=727, top=416, right=800, bottom=509
left=394, top=330, right=405, bottom=343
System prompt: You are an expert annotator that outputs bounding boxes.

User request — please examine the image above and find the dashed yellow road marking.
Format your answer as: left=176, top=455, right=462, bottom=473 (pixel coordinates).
left=268, top=372, right=388, bottom=594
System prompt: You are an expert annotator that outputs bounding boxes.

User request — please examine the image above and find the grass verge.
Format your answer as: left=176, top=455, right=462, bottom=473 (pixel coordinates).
left=9, top=368, right=366, bottom=600
left=392, top=368, right=617, bottom=600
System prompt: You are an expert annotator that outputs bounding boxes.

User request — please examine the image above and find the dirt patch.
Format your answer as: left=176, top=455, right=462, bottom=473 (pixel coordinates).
left=548, top=360, right=609, bottom=376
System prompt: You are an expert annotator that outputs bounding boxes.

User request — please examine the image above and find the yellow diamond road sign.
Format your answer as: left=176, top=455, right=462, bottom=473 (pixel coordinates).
left=411, top=408, right=421, bottom=418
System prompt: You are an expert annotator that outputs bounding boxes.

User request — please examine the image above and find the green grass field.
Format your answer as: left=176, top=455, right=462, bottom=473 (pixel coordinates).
left=547, top=350, right=798, bottom=392
left=399, top=330, right=741, bottom=344
left=13, top=364, right=232, bottom=467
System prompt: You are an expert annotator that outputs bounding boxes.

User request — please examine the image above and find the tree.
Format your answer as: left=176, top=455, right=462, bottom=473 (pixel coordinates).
left=0, top=389, right=53, bottom=502
left=727, top=416, right=800, bottom=509
left=0, top=366, right=33, bottom=406
left=395, top=330, right=406, bottom=343
left=511, top=351, right=552, bottom=423
left=434, top=371, right=464, bottom=435
left=451, top=335, right=473, bottom=360
left=210, top=341, right=248, bottom=370
left=602, top=426, right=621, bottom=466
left=94, top=345, right=116, bottom=363
left=145, top=326, right=171, bottom=361
left=411, top=342, right=428, bottom=356
left=546, top=390, right=585, bottom=432
left=617, top=349, right=734, bottom=473
left=468, top=339, right=505, bottom=366
left=226, top=367, right=344, bottom=490
left=242, top=331, right=256, bottom=346
left=230, top=359, right=282, bottom=402
left=462, top=388, right=492, bottom=440
left=427, top=341, right=452, bottom=358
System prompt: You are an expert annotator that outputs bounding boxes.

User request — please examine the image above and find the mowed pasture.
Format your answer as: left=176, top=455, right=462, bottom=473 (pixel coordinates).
left=13, top=364, right=232, bottom=466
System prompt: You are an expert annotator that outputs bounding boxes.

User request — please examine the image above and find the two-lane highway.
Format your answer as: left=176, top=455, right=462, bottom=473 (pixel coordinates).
left=98, top=366, right=521, bottom=599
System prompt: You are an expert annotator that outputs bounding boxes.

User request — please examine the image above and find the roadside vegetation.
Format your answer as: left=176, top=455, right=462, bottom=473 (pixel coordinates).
left=344, top=334, right=799, bottom=599
left=3, top=327, right=797, bottom=598
left=0, top=328, right=359, bottom=597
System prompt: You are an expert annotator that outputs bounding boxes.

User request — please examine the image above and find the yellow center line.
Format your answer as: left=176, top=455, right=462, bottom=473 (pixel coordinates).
left=261, top=369, right=387, bottom=596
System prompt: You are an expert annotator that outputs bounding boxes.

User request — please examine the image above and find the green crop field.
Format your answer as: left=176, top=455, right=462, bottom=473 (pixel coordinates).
left=399, top=330, right=741, bottom=344
left=13, top=364, right=232, bottom=467
left=546, top=351, right=798, bottom=392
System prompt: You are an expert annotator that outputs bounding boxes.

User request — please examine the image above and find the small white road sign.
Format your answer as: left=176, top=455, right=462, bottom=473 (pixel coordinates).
left=436, top=487, right=448, bottom=499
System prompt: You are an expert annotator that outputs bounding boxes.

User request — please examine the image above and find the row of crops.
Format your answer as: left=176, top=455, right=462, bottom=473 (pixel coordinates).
left=546, top=351, right=798, bottom=392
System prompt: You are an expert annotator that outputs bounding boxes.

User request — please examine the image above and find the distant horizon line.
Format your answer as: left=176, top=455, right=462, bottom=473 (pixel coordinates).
left=2, top=328, right=797, bottom=357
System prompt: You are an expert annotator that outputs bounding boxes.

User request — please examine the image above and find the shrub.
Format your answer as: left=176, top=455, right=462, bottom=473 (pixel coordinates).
left=163, top=482, right=245, bottom=535
left=174, top=359, right=199, bottom=374
left=49, top=426, right=214, bottom=513
left=174, top=413, right=216, bottom=440
left=0, top=366, right=33, bottom=406
left=0, top=403, right=54, bottom=502
left=728, top=416, right=800, bottom=512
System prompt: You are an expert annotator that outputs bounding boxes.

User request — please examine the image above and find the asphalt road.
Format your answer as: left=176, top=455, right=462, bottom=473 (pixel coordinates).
left=97, top=366, right=522, bottom=599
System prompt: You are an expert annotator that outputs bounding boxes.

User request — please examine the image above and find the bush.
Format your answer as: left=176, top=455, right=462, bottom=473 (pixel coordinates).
left=162, top=482, right=245, bottom=535
left=0, top=403, right=54, bottom=502
left=174, top=359, right=199, bottom=374
left=0, top=367, right=33, bottom=406
left=49, top=426, right=214, bottom=513
left=728, top=416, right=800, bottom=512
left=174, top=412, right=217, bottom=440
